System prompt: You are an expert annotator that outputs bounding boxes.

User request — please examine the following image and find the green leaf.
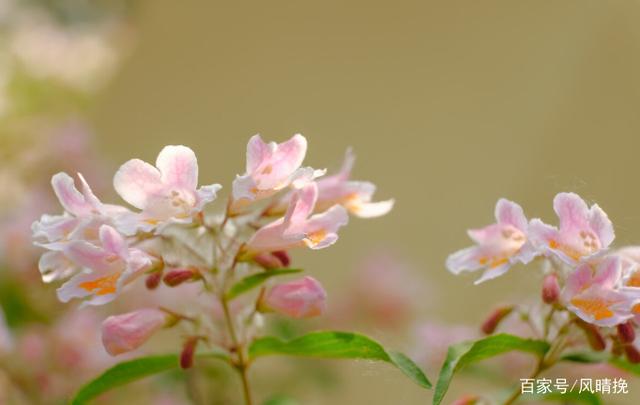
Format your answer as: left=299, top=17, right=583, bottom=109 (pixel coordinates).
left=262, top=394, right=300, bottom=405
left=249, top=331, right=431, bottom=389
left=433, top=334, right=550, bottom=405
left=226, top=269, right=303, bottom=300
left=562, top=351, right=640, bottom=376
left=522, top=390, right=602, bottom=405
left=71, top=352, right=229, bottom=404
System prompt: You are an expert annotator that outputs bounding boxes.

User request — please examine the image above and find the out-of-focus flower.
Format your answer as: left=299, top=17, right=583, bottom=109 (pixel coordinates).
left=562, top=256, right=633, bottom=327
left=232, top=134, right=313, bottom=206
left=412, top=322, right=477, bottom=369
left=0, top=308, right=12, bottom=354
left=245, top=182, right=349, bottom=254
left=101, top=308, right=171, bottom=356
left=259, top=276, right=327, bottom=319
left=113, top=145, right=221, bottom=234
left=56, top=225, right=154, bottom=305
left=529, top=192, right=614, bottom=265
left=446, top=199, right=537, bottom=284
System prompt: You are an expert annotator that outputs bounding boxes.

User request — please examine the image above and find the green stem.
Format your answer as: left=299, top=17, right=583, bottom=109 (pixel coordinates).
left=221, top=296, right=253, bottom=405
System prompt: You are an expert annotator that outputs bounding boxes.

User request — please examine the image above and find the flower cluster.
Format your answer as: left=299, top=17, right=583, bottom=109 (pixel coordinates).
left=447, top=193, right=640, bottom=360
left=32, top=134, right=393, bottom=358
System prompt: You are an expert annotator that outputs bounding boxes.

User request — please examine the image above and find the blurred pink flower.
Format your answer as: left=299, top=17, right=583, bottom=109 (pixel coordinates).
left=260, top=276, right=327, bottom=319
left=101, top=308, right=170, bottom=356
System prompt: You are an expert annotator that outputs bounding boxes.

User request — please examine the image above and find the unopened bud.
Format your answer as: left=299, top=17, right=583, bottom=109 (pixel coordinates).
left=180, top=336, right=200, bottom=369
left=253, top=253, right=285, bottom=269
left=271, top=250, right=291, bottom=267
left=617, top=321, right=636, bottom=344
left=101, top=308, right=170, bottom=356
left=145, top=272, right=163, bottom=290
left=625, top=344, right=640, bottom=364
left=481, top=305, right=514, bottom=335
left=163, top=269, right=199, bottom=287
left=576, top=320, right=606, bottom=351
left=451, top=395, right=480, bottom=405
left=260, top=276, right=327, bottom=319
left=541, top=273, right=560, bottom=304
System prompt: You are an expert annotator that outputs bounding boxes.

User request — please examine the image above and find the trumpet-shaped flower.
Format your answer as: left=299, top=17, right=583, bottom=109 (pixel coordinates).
left=529, top=193, right=614, bottom=265
left=245, top=182, right=349, bottom=254
left=446, top=199, right=536, bottom=284
left=101, top=308, right=170, bottom=355
left=57, top=225, right=154, bottom=306
left=270, top=148, right=394, bottom=218
left=563, top=256, right=633, bottom=327
left=232, top=134, right=320, bottom=205
left=113, top=145, right=221, bottom=234
left=260, top=276, right=327, bottom=318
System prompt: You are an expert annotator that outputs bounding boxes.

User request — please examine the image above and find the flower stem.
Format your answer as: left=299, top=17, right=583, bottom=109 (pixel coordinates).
left=221, top=296, right=253, bottom=405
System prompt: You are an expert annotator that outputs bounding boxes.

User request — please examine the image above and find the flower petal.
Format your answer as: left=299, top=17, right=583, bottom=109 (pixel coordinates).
left=352, top=199, right=395, bottom=218
left=554, top=192, right=590, bottom=231
left=99, top=225, right=128, bottom=259
left=446, top=246, right=483, bottom=275
left=589, top=204, right=615, bottom=248
left=63, top=240, right=112, bottom=272
left=155, top=145, right=198, bottom=190
left=246, top=134, right=272, bottom=174
left=474, top=263, right=511, bottom=285
left=113, top=159, right=162, bottom=210
left=51, top=172, right=92, bottom=216
left=38, top=251, right=77, bottom=283
left=495, top=199, right=527, bottom=231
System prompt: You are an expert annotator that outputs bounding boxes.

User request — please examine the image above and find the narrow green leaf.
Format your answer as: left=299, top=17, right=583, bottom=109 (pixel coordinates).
left=226, top=269, right=303, bottom=300
left=249, top=331, right=431, bottom=389
left=433, top=334, right=550, bottom=405
left=562, top=351, right=640, bottom=376
left=71, top=352, right=229, bottom=404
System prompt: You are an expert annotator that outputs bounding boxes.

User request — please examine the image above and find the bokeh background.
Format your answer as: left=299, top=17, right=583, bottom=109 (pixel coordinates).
left=3, top=0, right=640, bottom=404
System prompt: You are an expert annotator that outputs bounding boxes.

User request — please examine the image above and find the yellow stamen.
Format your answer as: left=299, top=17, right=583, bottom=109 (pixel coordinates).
left=306, top=230, right=327, bottom=246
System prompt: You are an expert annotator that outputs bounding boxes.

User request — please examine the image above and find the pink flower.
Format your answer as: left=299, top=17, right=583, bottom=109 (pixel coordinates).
left=529, top=192, right=614, bottom=265
left=32, top=172, right=129, bottom=282
left=563, top=256, right=634, bottom=327
left=0, top=308, right=12, bottom=354
left=446, top=199, right=537, bottom=284
left=101, top=308, right=170, bottom=355
left=113, top=145, right=221, bottom=234
left=260, top=276, right=327, bottom=318
left=232, top=134, right=320, bottom=205
left=56, top=225, right=154, bottom=306
left=245, top=182, right=349, bottom=253
left=271, top=148, right=394, bottom=218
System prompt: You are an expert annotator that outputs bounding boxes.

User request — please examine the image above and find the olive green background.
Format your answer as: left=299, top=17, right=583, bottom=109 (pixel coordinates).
left=89, top=1, right=640, bottom=403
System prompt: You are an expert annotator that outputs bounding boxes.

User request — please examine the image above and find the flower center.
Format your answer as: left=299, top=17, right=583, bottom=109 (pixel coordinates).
left=571, top=297, right=614, bottom=320
left=79, top=272, right=121, bottom=296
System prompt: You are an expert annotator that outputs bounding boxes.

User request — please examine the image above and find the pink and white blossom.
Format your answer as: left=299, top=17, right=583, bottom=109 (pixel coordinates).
left=56, top=225, right=154, bottom=306
left=232, top=134, right=322, bottom=206
left=260, top=276, right=327, bottom=318
left=562, top=256, right=634, bottom=327
left=529, top=193, right=614, bottom=265
left=101, top=308, right=170, bottom=355
left=245, top=182, right=349, bottom=254
left=113, top=145, right=221, bottom=234
left=446, top=199, right=537, bottom=284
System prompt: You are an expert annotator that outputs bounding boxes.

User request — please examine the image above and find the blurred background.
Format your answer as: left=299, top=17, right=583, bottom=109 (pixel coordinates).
left=3, top=0, right=640, bottom=404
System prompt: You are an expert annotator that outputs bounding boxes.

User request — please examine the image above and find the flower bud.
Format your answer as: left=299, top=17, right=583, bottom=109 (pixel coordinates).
left=259, top=276, right=327, bottom=319
left=101, top=308, right=171, bottom=356
left=271, top=250, right=291, bottom=267
left=576, top=320, right=606, bottom=351
left=480, top=305, right=513, bottom=335
left=617, top=321, right=636, bottom=344
left=541, top=273, right=560, bottom=304
left=625, top=344, right=640, bottom=364
left=145, top=271, right=163, bottom=290
left=253, top=253, right=285, bottom=269
left=180, top=336, right=200, bottom=369
left=163, top=268, right=199, bottom=287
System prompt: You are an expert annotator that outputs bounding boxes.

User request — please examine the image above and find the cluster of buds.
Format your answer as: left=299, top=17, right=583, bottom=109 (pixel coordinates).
left=32, top=134, right=393, bottom=360
left=447, top=193, right=640, bottom=362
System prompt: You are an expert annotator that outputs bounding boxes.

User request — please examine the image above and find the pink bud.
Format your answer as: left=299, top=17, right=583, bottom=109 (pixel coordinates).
left=163, top=268, right=199, bottom=287
left=145, top=272, right=163, bottom=290
left=480, top=305, right=513, bottom=335
left=253, top=253, right=286, bottom=269
left=576, top=320, right=606, bottom=351
left=180, top=337, right=200, bottom=369
left=101, top=308, right=169, bottom=356
left=625, top=344, right=640, bottom=364
left=260, top=276, right=327, bottom=319
left=451, top=395, right=480, bottom=405
left=541, top=273, right=560, bottom=304
left=617, top=321, right=636, bottom=344
left=271, top=250, right=291, bottom=267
